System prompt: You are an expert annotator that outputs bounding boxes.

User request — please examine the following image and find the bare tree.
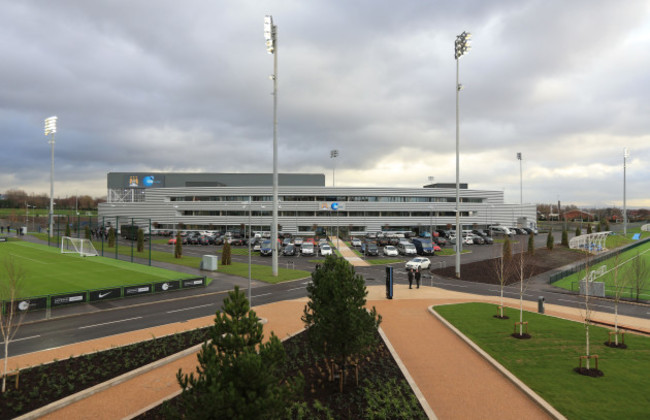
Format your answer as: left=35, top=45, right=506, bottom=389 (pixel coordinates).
left=581, top=252, right=595, bottom=371
left=0, top=257, right=27, bottom=393
left=491, top=245, right=510, bottom=319
left=608, top=253, right=629, bottom=347
left=513, top=250, right=534, bottom=337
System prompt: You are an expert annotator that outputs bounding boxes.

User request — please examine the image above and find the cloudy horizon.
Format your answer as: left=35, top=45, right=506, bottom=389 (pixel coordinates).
left=1, top=0, right=648, bottom=208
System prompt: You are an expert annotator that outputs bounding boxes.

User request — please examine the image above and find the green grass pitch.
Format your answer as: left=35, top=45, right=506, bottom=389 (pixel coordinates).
left=0, top=241, right=189, bottom=298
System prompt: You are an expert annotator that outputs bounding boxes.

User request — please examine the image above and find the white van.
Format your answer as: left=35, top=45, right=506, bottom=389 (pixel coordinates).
left=489, top=226, right=512, bottom=236
left=396, top=240, right=417, bottom=255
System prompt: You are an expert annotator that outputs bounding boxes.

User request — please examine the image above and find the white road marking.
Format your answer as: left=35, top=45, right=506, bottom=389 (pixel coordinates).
left=1, top=335, right=41, bottom=344
left=79, top=316, right=143, bottom=329
left=167, top=304, right=214, bottom=314
left=287, top=286, right=306, bottom=292
left=253, top=293, right=272, bottom=298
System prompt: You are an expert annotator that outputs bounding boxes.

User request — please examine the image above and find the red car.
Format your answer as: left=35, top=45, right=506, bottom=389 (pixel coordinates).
left=167, top=238, right=177, bottom=245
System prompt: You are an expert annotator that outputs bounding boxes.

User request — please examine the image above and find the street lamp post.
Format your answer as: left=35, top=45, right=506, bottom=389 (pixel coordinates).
left=265, top=15, right=279, bottom=277
left=44, top=116, right=58, bottom=239
left=623, top=147, right=630, bottom=236
left=244, top=197, right=252, bottom=303
left=454, top=31, right=471, bottom=279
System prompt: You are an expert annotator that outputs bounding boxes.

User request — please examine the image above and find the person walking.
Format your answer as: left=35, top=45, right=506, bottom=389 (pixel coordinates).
left=415, top=267, right=421, bottom=289
left=407, top=268, right=414, bottom=289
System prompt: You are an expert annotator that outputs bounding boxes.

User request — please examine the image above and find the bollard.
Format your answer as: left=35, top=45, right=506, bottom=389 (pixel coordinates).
left=538, top=296, right=545, bottom=314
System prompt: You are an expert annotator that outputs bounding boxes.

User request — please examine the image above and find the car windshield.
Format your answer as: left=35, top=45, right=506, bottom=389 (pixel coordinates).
left=385, top=246, right=395, bottom=251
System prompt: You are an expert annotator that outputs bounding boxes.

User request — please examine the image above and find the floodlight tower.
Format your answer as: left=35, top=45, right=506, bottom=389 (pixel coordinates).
left=517, top=152, right=523, bottom=218
left=44, top=116, right=58, bottom=238
left=454, top=31, right=471, bottom=279
left=264, top=15, right=279, bottom=276
left=624, top=148, right=629, bottom=236
left=330, top=149, right=339, bottom=187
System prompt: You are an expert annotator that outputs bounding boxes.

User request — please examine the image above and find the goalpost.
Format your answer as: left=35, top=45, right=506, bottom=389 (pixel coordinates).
left=61, top=236, right=98, bottom=257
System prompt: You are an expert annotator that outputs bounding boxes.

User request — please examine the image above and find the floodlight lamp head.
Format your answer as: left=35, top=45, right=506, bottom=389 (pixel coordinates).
left=44, top=116, right=58, bottom=135
left=264, top=15, right=275, bottom=54
left=330, top=149, right=339, bottom=158
left=517, top=152, right=522, bottom=160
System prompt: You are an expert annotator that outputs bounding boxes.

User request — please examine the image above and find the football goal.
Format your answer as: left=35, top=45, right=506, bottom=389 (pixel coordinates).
left=61, top=236, right=98, bottom=257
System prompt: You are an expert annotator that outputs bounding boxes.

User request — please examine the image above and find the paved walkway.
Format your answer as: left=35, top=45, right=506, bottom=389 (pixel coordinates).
left=7, top=285, right=650, bottom=419
left=331, top=235, right=370, bottom=266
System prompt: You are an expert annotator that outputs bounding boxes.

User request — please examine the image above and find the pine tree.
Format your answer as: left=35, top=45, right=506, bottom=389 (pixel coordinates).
left=587, top=223, right=593, bottom=234
left=302, top=256, right=382, bottom=392
left=174, top=232, right=182, bottom=258
left=176, top=286, right=302, bottom=419
left=546, top=229, right=554, bottom=251
left=65, top=223, right=71, bottom=237
left=527, top=233, right=535, bottom=255
left=561, top=228, right=569, bottom=246
left=84, top=225, right=91, bottom=240
left=137, top=228, right=144, bottom=253
left=222, top=241, right=232, bottom=265
left=575, top=226, right=581, bottom=237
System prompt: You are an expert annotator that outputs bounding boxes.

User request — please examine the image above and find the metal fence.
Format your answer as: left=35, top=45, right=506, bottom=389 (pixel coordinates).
left=549, top=237, right=650, bottom=284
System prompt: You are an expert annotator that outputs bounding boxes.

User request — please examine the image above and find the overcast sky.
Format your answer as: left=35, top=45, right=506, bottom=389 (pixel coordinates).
left=1, top=0, right=648, bottom=207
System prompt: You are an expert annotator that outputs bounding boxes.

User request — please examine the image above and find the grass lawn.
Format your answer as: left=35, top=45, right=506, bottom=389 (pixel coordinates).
left=0, top=241, right=192, bottom=298
left=435, top=302, right=650, bottom=420
left=552, top=241, right=650, bottom=300
left=27, top=235, right=311, bottom=284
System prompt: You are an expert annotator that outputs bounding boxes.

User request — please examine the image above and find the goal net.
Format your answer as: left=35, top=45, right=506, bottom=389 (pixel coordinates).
left=61, top=236, right=98, bottom=257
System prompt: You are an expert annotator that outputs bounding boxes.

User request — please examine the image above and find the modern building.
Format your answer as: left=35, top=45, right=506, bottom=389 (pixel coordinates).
left=98, top=172, right=536, bottom=236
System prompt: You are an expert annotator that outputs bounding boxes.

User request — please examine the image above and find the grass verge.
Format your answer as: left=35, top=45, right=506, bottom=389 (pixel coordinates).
left=435, top=302, right=650, bottom=420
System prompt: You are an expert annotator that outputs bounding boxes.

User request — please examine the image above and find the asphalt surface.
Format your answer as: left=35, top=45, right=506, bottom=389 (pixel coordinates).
left=3, top=230, right=649, bottom=359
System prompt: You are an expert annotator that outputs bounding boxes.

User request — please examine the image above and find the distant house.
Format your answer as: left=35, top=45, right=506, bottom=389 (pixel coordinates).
left=563, top=210, right=594, bottom=222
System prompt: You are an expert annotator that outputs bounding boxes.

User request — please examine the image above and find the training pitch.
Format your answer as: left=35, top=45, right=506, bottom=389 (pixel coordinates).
left=0, top=240, right=188, bottom=298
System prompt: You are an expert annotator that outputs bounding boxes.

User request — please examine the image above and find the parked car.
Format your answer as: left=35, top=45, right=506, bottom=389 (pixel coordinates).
left=293, top=237, right=304, bottom=246
left=432, top=236, right=447, bottom=247
left=260, top=240, right=273, bottom=256
left=470, top=234, right=484, bottom=245
left=300, top=242, right=315, bottom=256
left=361, top=241, right=379, bottom=256
left=282, top=244, right=296, bottom=256
left=383, top=245, right=398, bottom=257
left=167, top=237, right=177, bottom=245
left=282, top=237, right=292, bottom=247
left=411, top=238, right=435, bottom=255
left=351, top=238, right=362, bottom=247
left=319, top=244, right=333, bottom=256
left=405, top=257, right=431, bottom=270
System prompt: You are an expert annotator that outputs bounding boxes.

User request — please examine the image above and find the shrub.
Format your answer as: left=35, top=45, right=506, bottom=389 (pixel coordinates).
left=503, top=237, right=512, bottom=265
left=137, top=229, right=144, bottom=253
left=221, top=241, right=232, bottom=265
left=527, top=233, right=535, bottom=255
left=561, top=229, right=569, bottom=246
left=546, top=229, right=554, bottom=251
left=174, top=233, right=182, bottom=258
